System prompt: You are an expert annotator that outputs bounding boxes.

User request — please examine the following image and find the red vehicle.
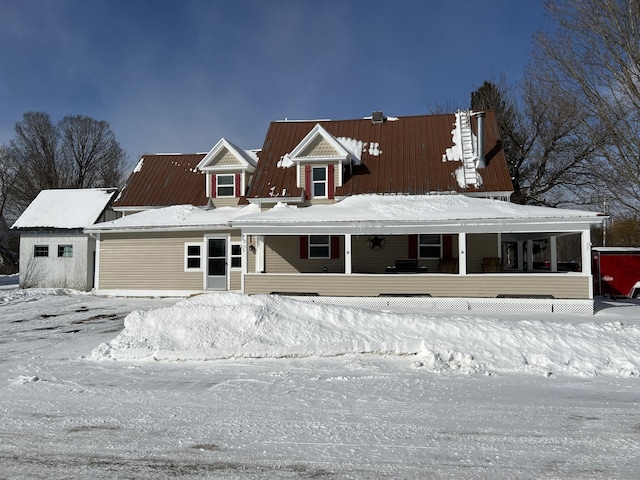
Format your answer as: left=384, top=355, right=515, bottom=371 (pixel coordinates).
left=592, top=247, right=640, bottom=298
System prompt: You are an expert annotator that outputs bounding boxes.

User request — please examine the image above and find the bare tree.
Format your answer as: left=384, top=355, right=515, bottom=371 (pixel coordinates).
left=470, top=77, right=598, bottom=207
left=58, top=115, right=126, bottom=189
left=9, top=112, right=60, bottom=211
left=531, top=0, right=640, bottom=214
left=7, top=112, right=127, bottom=212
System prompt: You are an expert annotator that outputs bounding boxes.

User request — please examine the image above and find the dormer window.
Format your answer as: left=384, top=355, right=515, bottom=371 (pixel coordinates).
left=312, top=166, right=327, bottom=198
left=216, top=174, right=236, bottom=197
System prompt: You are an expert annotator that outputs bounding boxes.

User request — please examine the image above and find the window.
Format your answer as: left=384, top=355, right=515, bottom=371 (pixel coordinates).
left=185, top=243, right=202, bottom=271
left=419, top=234, right=442, bottom=258
left=58, top=245, right=73, bottom=257
left=216, top=174, right=235, bottom=197
left=311, top=166, right=327, bottom=197
left=309, top=235, right=330, bottom=258
left=34, top=245, right=49, bottom=257
left=230, top=244, right=242, bottom=268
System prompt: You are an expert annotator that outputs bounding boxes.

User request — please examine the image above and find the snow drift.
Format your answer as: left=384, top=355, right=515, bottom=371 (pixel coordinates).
left=91, top=293, right=640, bottom=378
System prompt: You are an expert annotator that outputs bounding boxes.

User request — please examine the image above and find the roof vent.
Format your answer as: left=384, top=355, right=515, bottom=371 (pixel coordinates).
left=372, top=111, right=385, bottom=124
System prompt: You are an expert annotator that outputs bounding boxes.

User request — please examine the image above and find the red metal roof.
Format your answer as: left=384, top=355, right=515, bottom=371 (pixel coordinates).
left=247, top=112, right=513, bottom=199
left=113, top=154, right=209, bottom=208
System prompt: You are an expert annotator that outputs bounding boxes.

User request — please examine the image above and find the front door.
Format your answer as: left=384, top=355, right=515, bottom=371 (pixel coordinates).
left=206, top=237, right=227, bottom=290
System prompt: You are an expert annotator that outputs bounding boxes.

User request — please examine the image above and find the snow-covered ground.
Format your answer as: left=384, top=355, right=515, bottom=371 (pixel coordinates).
left=2, top=275, right=640, bottom=479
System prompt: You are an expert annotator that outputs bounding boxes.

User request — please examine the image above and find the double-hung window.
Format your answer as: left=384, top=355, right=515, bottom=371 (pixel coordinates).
left=230, top=243, right=242, bottom=268
left=311, top=166, right=327, bottom=198
left=309, top=235, right=330, bottom=258
left=185, top=243, right=203, bottom=271
left=216, top=174, right=235, bottom=197
left=419, top=234, right=442, bottom=258
left=34, top=245, right=49, bottom=257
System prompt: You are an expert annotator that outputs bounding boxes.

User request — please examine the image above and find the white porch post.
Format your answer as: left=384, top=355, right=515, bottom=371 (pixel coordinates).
left=581, top=229, right=592, bottom=277
left=255, top=235, right=265, bottom=273
left=526, top=239, right=534, bottom=271
left=581, top=229, right=593, bottom=299
left=550, top=235, right=558, bottom=272
left=517, top=241, right=524, bottom=271
left=458, top=232, right=467, bottom=275
left=241, top=234, right=248, bottom=292
left=344, top=234, right=352, bottom=274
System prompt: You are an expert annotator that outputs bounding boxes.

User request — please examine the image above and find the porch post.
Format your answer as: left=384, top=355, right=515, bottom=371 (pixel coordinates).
left=550, top=236, right=558, bottom=272
left=344, top=234, right=352, bottom=274
left=458, top=232, right=467, bottom=275
left=526, top=239, right=533, bottom=271
left=581, top=229, right=592, bottom=277
left=241, top=233, right=248, bottom=292
left=517, top=241, right=524, bottom=271
left=255, top=235, right=265, bottom=273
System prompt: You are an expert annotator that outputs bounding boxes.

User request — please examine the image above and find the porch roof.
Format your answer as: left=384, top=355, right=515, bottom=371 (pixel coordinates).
left=86, top=204, right=260, bottom=233
left=233, top=194, right=605, bottom=235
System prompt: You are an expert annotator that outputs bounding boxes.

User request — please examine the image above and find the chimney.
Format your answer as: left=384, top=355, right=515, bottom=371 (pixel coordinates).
left=372, top=111, right=385, bottom=124
left=475, top=111, right=486, bottom=168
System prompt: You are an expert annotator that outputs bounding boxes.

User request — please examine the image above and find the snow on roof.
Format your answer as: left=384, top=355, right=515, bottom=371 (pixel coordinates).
left=11, top=188, right=116, bottom=229
left=87, top=203, right=260, bottom=232
left=234, top=194, right=603, bottom=225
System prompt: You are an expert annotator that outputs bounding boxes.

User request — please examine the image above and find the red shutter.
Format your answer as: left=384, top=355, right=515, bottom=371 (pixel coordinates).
left=331, top=236, right=340, bottom=259
left=300, top=236, right=308, bottom=259
left=443, top=235, right=453, bottom=258
left=408, top=234, right=418, bottom=259
left=327, top=164, right=335, bottom=199
left=304, top=165, right=311, bottom=198
left=210, top=174, right=217, bottom=198
left=235, top=173, right=241, bottom=197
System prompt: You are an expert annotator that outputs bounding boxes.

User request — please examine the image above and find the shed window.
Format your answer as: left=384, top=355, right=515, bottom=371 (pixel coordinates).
left=34, top=245, right=49, bottom=257
left=419, top=235, right=442, bottom=258
left=216, top=174, right=235, bottom=197
left=309, top=235, right=330, bottom=258
left=185, top=243, right=203, bottom=271
left=58, top=245, right=73, bottom=257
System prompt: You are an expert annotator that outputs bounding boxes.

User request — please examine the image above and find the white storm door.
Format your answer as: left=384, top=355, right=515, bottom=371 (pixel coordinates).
left=206, top=237, right=227, bottom=290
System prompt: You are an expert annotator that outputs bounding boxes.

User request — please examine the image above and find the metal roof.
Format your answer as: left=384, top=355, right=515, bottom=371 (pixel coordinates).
left=247, top=112, right=513, bottom=199
left=113, top=154, right=208, bottom=208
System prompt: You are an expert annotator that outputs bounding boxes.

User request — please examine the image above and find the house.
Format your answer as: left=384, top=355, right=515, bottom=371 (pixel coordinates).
left=11, top=188, right=118, bottom=290
left=86, top=111, right=604, bottom=313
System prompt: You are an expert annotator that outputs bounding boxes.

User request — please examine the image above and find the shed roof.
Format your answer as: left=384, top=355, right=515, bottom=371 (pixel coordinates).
left=247, top=112, right=514, bottom=199
left=113, top=154, right=208, bottom=208
left=11, top=188, right=116, bottom=229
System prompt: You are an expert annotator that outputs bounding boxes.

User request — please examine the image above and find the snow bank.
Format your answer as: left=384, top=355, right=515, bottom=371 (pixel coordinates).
left=91, top=293, right=640, bottom=377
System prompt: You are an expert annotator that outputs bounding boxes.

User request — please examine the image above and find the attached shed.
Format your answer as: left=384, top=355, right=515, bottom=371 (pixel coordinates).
left=11, top=188, right=118, bottom=291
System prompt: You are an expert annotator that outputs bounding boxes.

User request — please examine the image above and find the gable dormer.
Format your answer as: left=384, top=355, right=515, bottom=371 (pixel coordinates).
left=281, top=124, right=355, bottom=202
left=197, top=138, right=258, bottom=206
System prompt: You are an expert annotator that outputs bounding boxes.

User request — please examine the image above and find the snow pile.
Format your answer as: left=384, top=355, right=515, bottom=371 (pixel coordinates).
left=92, top=293, right=640, bottom=377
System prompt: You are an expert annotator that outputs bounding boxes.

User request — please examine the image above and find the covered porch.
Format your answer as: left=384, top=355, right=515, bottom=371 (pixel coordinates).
left=242, top=231, right=592, bottom=299
left=234, top=195, right=603, bottom=301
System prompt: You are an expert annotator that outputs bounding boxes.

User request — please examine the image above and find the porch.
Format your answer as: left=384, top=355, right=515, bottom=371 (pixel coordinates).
left=243, top=231, right=593, bottom=300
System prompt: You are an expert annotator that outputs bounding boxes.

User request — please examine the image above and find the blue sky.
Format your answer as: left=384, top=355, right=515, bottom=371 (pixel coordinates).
left=0, top=0, right=547, bottom=169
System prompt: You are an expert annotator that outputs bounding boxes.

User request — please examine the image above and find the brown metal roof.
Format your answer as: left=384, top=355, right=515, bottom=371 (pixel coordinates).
left=247, top=112, right=513, bottom=199
left=113, top=154, right=209, bottom=208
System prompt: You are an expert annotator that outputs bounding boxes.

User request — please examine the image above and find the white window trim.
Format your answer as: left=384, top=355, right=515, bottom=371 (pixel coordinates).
left=216, top=173, right=236, bottom=198
left=311, top=166, right=328, bottom=199
left=184, top=242, right=204, bottom=272
left=34, top=245, right=49, bottom=257
left=418, top=234, right=442, bottom=259
left=309, top=235, right=330, bottom=259
left=230, top=242, right=242, bottom=270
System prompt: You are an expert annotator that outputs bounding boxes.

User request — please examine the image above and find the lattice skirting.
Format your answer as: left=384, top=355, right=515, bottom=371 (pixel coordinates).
left=285, top=295, right=595, bottom=315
